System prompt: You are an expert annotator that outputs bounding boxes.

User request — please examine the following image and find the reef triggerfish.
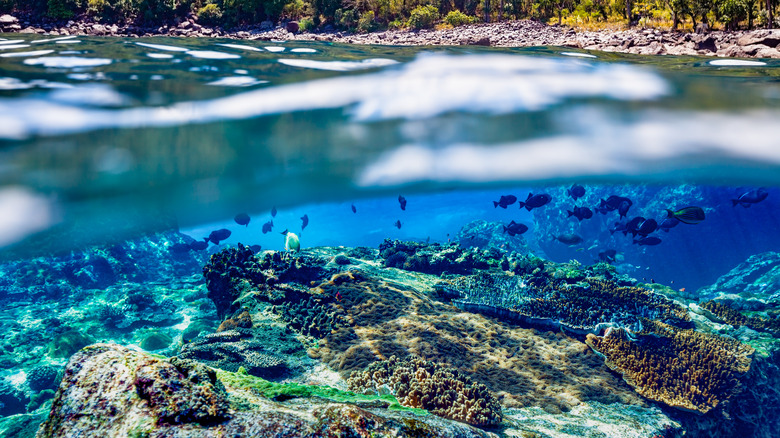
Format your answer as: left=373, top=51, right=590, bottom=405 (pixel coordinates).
left=665, top=206, right=705, bottom=224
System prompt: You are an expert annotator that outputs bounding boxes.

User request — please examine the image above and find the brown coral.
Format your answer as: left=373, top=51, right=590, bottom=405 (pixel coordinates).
left=700, top=300, right=780, bottom=336
left=585, top=319, right=754, bottom=414
left=347, top=355, right=502, bottom=426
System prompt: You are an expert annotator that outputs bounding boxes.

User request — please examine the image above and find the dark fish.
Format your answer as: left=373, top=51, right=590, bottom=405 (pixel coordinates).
left=503, top=220, right=528, bottom=236
left=636, top=219, right=658, bottom=236
left=732, top=188, right=768, bottom=207
left=567, top=184, right=585, bottom=201
left=609, top=221, right=627, bottom=235
left=518, top=193, right=552, bottom=211
left=249, top=244, right=262, bottom=253
left=666, top=206, right=705, bottom=224
left=617, top=200, right=632, bottom=218
left=634, top=237, right=662, bottom=246
left=594, top=205, right=611, bottom=215
left=599, top=195, right=632, bottom=212
left=553, top=233, right=583, bottom=245
left=597, top=249, right=617, bottom=263
left=271, top=206, right=277, bottom=217
left=394, top=220, right=402, bottom=229
left=351, top=204, right=357, bottom=213
left=398, top=195, right=407, bottom=211
left=207, top=228, right=231, bottom=245
left=624, top=216, right=645, bottom=236
left=190, top=240, right=208, bottom=251
left=493, top=195, right=518, bottom=209
left=234, top=213, right=250, bottom=227
left=659, top=217, right=680, bottom=232
left=301, top=214, right=309, bottom=231
left=262, top=220, right=273, bottom=234
left=567, top=206, right=593, bottom=221
left=170, top=243, right=191, bottom=254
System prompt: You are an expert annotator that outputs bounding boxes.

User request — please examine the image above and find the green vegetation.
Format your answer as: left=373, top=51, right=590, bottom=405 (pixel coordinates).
left=3, top=0, right=777, bottom=31
left=216, top=367, right=429, bottom=414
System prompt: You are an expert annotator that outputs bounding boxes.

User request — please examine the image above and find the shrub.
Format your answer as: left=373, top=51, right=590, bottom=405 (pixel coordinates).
left=357, top=10, right=378, bottom=32
left=87, top=0, right=138, bottom=21
left=407, top=4, right=438, bottom=29
left=335, top=7, right=358, bottom=29
left=298, top=16, right=315, bottom=30
left=443, top=9, right=476, bottom=25
left=47, top=0, right=80, bottom=19
left=197, top=2, right=222, bottom=24
left=283, top=0, right=306, bottom=18
left=388, top=17, right=404, bottom=28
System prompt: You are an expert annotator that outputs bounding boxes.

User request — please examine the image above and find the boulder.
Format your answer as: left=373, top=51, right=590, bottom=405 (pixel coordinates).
left=755, top=47, right=780, bottom=58
left=693, top=35, right=717, bottom=52
left=0, top=14, right=18, bottom=25
left=737, top=30, right=780, bottom=48
left=286, top=21, right=299, bottom=33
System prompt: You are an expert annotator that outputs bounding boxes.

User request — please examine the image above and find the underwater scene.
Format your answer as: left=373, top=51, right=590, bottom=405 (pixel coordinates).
left=1, top=34, right=780, bottom=438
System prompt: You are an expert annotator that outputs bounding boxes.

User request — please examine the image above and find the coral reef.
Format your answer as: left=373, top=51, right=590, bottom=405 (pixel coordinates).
left=585, top=319, right=754, bottom=414
left=216, top=310, right=253, bottom=332
left=379, top=239, right=507, bottom=275
left=178, top=328, right=291, bottom=378
left=36, top=344, right=496, bottom=438
left=696, top=251, right=780, bottom=306
left=346, top=355, right=503, bottom=426
left=456, top=220, right=533, bottom=255
left=0, top=380, right=29, bottom=416
left=47, top=330, right=94, bottom=359
left=140, top=331, right=173, bottom=351
left=26, top=366, right=61, bottom=392
left=699, top=300, right=780, bottom=337
left=438, top=273, right=690, bottom=335
left=307, top=271, right=644, bottom=411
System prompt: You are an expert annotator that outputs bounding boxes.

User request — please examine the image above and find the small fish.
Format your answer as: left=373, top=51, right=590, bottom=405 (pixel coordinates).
left=658, top=217, right=680, bottom=232
left=567, top=184, right=585, bottom=201
left=281, top=229, right=300, bottom=252
left=190, top=240, right=208, bottom=251
left=624, top=216, right=645, bottom=236
left=636, top=219, right=658, bottom=236
left=732, top=188, right=768, bottom=207
left=271, top=206, right=277, bottom=217
left=597, top=249, right=617, bottom=263
left=617, top=200, right=632, bottom=218
left=234, top=213, right=250, bottom=227
left=634, top=236, right=662, bottom=246
left=170, top=243, right=191, bottom=254
left=666, top=206, right=705, bottom=224
left=610, top=221, right=627, bottom=235
left=394, top=220, right=402, bottom=229
left=206, top=229, right=231, bottom=245
left=262, top=220, right=273, bottom=234
left=518, top=193, right=552, bottom=211
left=249, top=244, right=262, bottom=253
left=301, top=214, right=309, bottom=231
left=553, top=233, right=583, bottom=245
left=567, top=206, right=593, bottom=221
left=398, top=195, right=407, bottom=211
left=493, top=195, right=518, bottom=209
left=351, top=204, right=357, bottom=213
left=599, top=195, right=632, bottom=212
left=503, top=220, right=529, bottom=236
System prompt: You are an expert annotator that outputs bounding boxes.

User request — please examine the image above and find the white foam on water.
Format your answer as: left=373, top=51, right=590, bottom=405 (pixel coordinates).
left=561, top=52, right=597, bottom=58
left=151, top=75, right=164, bottom=80
left=67, top=72, right=107, bottom=81
left=234, top=69, right=249, bottom=74
left=147, top=53, right=174, bottom=59
left=709, top=59, right=767, bottom=66
left=55, top=39, right=81, bottom=44
left=0, top=78, right=33, bottom=90
left=23, top=56, right=112, bottom=68
left=0, top=40, right=24, bottom=45
left=217, top=43, right=263, bottom=52
left=0, top=44, right=31, bottom=50
left=0, top=187, right=58, bottom=248
left=278, top=58, right=399, bottom=71
left=264, top=46, right=285, bottom=52
left=48, top=84, right=131, bottom=107
left=0, top=49, right=55, bottom=58
left=290, top=48, right=317, bottom=53
left=32, top=35, right=78, bottom=44
left=135, top=42, right=190, bottom=52
left=207, top=76, right=269, bottom=87
left=186, top=50, right=241, bottom=60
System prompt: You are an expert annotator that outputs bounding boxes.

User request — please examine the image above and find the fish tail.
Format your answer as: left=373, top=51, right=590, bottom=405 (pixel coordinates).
left=666, top=209, right=675, bottom=217
left=502, top=225, right=507, bottom=234
left=731, top=199, right=739, bottom=207
left=567, top=210, right=574, bottom=217
left=518, top=202, right=525, bottom=209
left=632, top=239, right=640, bottom=245
left=493, top=201, right=498, bottom=208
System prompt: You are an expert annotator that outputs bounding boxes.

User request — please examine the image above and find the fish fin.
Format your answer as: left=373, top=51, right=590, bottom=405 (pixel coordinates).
left=493, top=201, right=498, bottom=208
left=632, top=239, right=640, bottom=244
left=502, top=225, right=507, bottom=234
left=731, top=199, right=739, bottom=207
left=518, top=202, right=525, bottom=209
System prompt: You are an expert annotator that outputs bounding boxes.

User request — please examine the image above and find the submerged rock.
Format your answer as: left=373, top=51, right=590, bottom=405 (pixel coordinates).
left=36, top=344, right=497, bottom=438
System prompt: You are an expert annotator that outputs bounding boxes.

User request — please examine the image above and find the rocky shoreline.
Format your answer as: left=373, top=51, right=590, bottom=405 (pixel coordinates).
left=2, top=13, right=780, bottom=59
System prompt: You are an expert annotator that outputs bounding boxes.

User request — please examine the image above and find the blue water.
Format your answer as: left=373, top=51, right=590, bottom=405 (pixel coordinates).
left=2, top=33, right=780, bottom=436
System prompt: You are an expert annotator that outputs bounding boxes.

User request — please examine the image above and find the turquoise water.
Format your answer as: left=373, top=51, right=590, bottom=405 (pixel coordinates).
left=1, top=34, right=780, bottom=436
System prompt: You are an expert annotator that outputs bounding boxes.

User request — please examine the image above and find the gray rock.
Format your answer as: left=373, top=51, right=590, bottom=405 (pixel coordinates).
left=0, top=14, right=17, bottom=25
left=286, top=21, right=299, bottom=33
left=737, top=30, right=780, bottom=48
left=755, top=47, right=780, bottom=58
left=694, top=35, right=717, bottom=52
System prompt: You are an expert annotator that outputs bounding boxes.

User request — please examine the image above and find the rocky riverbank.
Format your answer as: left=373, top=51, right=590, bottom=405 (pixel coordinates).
left=2, top=13, right=780, bottom=58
